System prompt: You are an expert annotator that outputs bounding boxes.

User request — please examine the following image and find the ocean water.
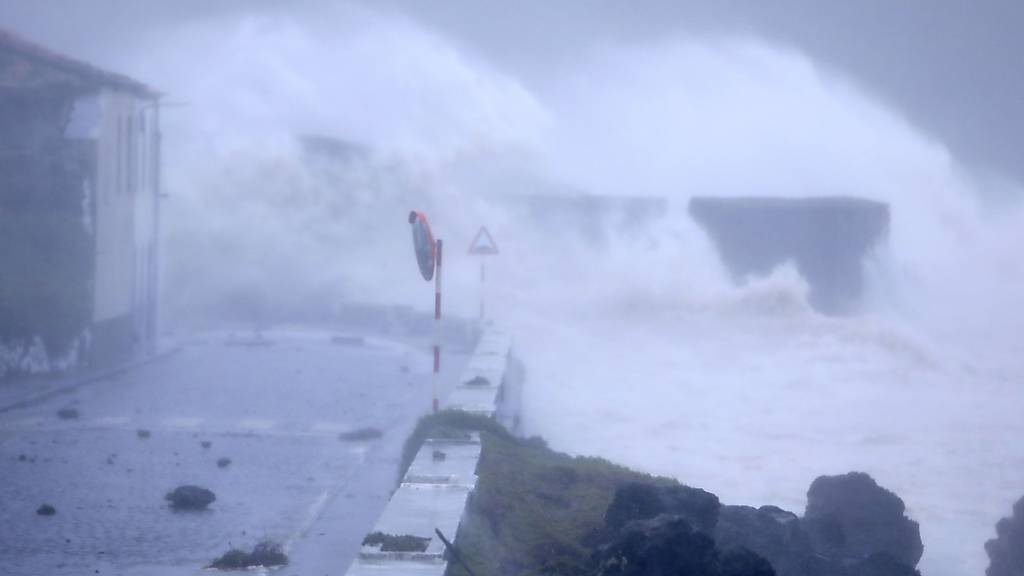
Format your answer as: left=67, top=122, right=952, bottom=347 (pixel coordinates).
left=501, top=224, right=1024, bottom=576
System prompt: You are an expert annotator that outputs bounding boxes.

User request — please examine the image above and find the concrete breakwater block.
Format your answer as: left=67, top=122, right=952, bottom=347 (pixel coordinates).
left=688, top=196, right=889, bottom=314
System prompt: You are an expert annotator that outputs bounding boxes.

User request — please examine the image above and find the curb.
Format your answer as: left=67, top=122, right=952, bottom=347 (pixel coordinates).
left=343, top=326, right=519, bottom=576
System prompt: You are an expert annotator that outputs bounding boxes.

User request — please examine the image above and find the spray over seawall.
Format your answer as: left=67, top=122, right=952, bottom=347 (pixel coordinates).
left=61, top=6, right=1024, bottom=574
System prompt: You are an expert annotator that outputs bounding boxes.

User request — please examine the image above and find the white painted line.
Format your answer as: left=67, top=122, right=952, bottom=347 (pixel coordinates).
left=162, top=417, right=203, bottom=428
left=95, top=416, right=131, bottom=426
left=311, top=421, right=351, bottom=433
left=9, top=417, right=43, bottom=428
left=238, top=419, right=276, bottom=430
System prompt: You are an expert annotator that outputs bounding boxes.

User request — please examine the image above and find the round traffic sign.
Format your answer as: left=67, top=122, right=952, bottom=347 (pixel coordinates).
left=408, top=211, right=436, bottom=281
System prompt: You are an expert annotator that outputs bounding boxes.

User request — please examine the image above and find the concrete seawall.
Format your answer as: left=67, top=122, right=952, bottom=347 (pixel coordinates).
left=688, top=196, right=890, bottom=314
left=343, top=326, right=519, bottom=576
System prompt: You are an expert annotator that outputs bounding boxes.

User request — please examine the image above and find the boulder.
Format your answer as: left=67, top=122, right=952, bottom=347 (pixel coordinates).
left=803, top=472, right=922, bottom=567
left=165, top=485, right=216, bottom=511
left=594, top=514, right=774, bottom=576
left=847, top=553, right=922, bottom=576
left=716, top=505, right=831, bottom=576
left=985, top=495, right=1024, bottom=576
left=605, top=482, right=721, bottom=534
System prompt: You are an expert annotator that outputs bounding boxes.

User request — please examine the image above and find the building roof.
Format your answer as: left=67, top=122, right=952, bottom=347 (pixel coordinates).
left=0, top=28, right=158, bottom=98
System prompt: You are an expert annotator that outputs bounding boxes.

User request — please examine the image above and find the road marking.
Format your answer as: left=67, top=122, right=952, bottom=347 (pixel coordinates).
left=95, top=416, right=131, bottom=426
left=9, top=417, right=43, bottom=428
left=162, top=417, right=203, bottom=429
left=310, top=421, right=351, bottom=433
left=238, top=419, right=276, bottom=430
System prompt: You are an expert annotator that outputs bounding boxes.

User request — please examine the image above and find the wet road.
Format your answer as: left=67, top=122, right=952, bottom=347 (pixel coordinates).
left=0, top=326, right=473, bottom=576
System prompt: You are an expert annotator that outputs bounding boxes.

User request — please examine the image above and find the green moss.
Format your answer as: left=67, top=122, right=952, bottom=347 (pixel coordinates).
left=362, top=532, right=431, bottom=552
left=444, top=421, right=678, bottom=576
left=397, top=410, right=512, bottom=485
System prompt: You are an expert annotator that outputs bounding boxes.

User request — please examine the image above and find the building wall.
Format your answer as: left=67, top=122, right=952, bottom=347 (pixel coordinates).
left=91, top=89, right=159, bottom=364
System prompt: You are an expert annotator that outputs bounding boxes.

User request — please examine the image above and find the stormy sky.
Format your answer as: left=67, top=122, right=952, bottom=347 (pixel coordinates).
left=2, top=0, right=1022, bottom=193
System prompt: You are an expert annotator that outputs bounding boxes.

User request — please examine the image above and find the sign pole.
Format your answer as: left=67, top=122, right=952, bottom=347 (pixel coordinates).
left=479, top=258, right=485, bottom=321
left=408, top=211, right=441, bottom=415
left=468, top=226, right=499, bottom=323
left=433, top=239, right=443, bottom=414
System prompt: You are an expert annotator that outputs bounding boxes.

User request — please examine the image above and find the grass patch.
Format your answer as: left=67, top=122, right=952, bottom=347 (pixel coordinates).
left=397, top=410, right=511, bottom=485
left=209, top=541, right=287, bottom=569
left=362, top=532, right=431, bottom=552
left=464, top=376, right=491, bottom=387
left=445, top=420, right=681, bottom=576
left=339, top=427, right=384, bottom=441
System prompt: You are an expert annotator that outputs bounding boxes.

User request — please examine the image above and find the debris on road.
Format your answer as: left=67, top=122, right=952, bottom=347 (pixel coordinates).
left=464, top=376, right=490, bottom=387
left=216, top=457, right=232, bottom=469
left=136, top=429, right=151, bottom=439
left=36, top=504, right=56, bottom=516
left=165, top=485, right=216, bottom=511
left=339, top=427, right=384, bottom=441
left=362, top=531, right=431, bottom=552
left=432, top=449, right=447, bottom=462
left=209, top=540, right=288, bottom=569
left=56, top=407, right=79, bottom=420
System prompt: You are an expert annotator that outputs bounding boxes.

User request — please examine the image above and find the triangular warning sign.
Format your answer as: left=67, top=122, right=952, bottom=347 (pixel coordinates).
left=468, top=226, right=499, bottom=255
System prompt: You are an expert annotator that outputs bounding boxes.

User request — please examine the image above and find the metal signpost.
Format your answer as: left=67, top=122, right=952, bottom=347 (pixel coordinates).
left=408, top=211, right=442, bottom=413
left=468, top=226, right=499, bottom=321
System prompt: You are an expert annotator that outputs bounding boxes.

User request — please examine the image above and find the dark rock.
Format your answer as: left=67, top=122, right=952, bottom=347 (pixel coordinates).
left=432, top=450, right=446, bottom=462
left=36, top=504, right=56, bottom=516
left=803, top=472, right=923, bottom=567
left=595, top=515, right=717, bottom=576
left=165, top=485, right=216, bottom=511
left=200, top=440, right=212, bottom=449
left=136, top=429, right=151, bottom=439
left=464, top=376, right=491, bottom=387
left=18, top=454, right=27, bottom=462
left=605, top=482, right=720, bottom=534
left=847, top=553, right=922, bottom=576
left=209, top=541, right=288, bottom=569
left=594, top=514, right=774, bottom=576
left=57, top=408, right=79, bottom=420
left=339, top=427, right=384, bottom=441
left=716, top=504, right=831, bottom=576
left=718, top=547, right=778, bottom=576
left=362, top=531, right=430, bottom=552
left=985, top=495, right=1024, bottom=576
left=216, top=457, right=232, bottom=469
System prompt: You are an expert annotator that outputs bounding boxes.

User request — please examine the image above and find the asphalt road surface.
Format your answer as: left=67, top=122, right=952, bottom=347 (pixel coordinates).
left=0, top=324, right=475, bottom=576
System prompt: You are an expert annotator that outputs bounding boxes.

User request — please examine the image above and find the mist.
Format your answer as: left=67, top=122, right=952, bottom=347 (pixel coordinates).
left=1, top=2, right=1023, bottom=575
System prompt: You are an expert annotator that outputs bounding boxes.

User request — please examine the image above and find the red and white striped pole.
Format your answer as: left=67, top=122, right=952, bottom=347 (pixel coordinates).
left=432, top=239, right=443, bottom=413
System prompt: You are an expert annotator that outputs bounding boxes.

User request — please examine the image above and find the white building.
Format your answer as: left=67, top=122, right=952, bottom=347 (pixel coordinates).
left=0, top=29, right=161, bottom=375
